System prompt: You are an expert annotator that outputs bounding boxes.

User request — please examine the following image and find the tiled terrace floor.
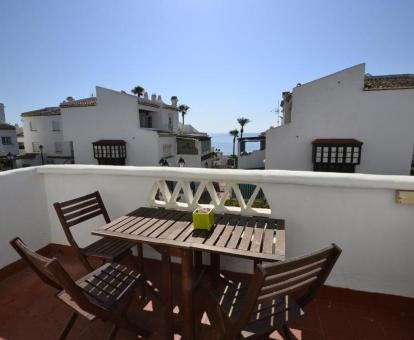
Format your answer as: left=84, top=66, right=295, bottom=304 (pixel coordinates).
left=0, top=253, right=413, bottom=340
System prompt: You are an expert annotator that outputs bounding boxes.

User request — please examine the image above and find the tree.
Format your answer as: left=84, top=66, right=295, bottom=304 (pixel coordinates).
left=237, top=117, right=250, bottom=140
left=229, top=129, right=239, bottom=158
left=178, top=105, right=190, bottom=125
left=131, top=86, right=145, bottom=97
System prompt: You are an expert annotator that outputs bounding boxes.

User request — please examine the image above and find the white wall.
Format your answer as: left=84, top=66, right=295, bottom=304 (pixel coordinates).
left=22, top=115, right=71, bottom=157
left=0, top=129, right=18, bottom=155
left=238, top=149, right=265, bottom=169
left=62, top=87, right=161, bottom=166
left=266, top=64, right=414, bottom=175
left=2, top=165, right=414, bottom=298
left=0, top=168, right=50, bottom=267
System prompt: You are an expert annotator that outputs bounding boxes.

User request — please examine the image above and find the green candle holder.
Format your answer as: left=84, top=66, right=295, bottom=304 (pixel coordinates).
left=192, top=207, right=215, bottom=231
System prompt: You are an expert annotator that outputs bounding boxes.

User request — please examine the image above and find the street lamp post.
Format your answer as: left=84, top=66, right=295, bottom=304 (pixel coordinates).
left=39, top=145, right=44, bottom=165
left=7, top=152, right=15, bottom=170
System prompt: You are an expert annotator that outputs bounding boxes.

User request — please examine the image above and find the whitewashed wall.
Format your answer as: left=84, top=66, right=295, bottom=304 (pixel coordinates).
left=266, top=63, right=414, bottom=175
left=1, top=165, right=414, bottom=298
left=0, top=128, right=18, bottom=155
left=238, top=150, right=265, bottom=169
left=0, top=168, right=50, bottom=267
left=22, top=115, right=71, bottom=157
left=62, top=87, right=161, bottom=166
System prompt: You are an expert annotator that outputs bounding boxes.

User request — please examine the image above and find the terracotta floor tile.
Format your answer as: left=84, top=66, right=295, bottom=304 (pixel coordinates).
left=1, top=254, right=414, bottom=339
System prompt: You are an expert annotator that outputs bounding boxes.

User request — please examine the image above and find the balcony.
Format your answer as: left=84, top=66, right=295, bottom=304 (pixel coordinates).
left=0, top=165, right=414, bottom=339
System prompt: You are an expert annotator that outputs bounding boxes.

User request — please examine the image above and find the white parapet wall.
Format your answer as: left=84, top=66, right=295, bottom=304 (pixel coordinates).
left=1, top=165, right=414, bottom=298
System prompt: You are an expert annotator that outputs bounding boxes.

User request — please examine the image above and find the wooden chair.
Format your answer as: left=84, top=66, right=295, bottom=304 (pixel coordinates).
left=197, top=244, right=342, bottom=339
left=53, top=191, right=142, bottom=272
left=10, top=237, right=152, bottom=339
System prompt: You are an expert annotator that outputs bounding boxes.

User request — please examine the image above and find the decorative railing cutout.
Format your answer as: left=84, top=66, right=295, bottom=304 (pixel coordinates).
left=148, top=180, right=271, bottom=216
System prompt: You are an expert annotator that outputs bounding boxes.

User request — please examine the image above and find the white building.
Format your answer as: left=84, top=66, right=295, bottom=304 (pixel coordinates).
left=21, top=107, right=73, bottom=164
left=266, top=63, right=414, bottom=175
left=60, top=86, right=212, bottom=167
left=0, top=103, right=18, bottom=166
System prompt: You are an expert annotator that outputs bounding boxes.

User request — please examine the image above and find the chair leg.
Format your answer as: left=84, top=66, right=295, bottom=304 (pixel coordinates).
left=58, top=312, right=78, bottom=340
left=106, top=325, right=119, bottom=340
left=280, top=325, right=296, bottom=340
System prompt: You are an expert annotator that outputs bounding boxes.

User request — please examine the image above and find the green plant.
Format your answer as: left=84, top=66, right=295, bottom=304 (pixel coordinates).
left=237, top=117, right=251, bottom=139
left=178, top=104, right=190, bottom=125
left=131, top=86, right=145, bottom=97
left=224, top=198, right=269, bottom=209
left=229, top=129, right=239, bottom=158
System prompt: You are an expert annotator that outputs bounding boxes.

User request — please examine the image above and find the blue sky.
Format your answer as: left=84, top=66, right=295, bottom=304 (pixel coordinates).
left=1, top=0, right=413, bottom=133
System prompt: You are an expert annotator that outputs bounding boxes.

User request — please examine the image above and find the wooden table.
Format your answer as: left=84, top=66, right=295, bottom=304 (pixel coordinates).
left=93, top=207, right=285, bottom=339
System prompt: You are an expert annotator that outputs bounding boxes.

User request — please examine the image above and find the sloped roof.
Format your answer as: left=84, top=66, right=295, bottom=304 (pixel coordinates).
left=60, top=97, right=97, bottom=108
left=364, top=74, right=414, bottom=90
left=0, top=123, right=16, bottom=130
left=21, top=107, right=61, bottom=117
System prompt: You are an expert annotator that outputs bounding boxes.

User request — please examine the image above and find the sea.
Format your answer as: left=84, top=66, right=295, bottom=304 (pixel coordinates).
left=210, top=132, right=261, bottom=155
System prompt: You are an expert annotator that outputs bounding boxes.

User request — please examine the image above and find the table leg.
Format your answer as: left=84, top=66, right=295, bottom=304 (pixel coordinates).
left=181, top=249, right=194, bottom=340
left=211, top=253, right=220, bottom=287
left=161, top=249, right=174, bottom=339
left=194, top=250, right=202, bottom=276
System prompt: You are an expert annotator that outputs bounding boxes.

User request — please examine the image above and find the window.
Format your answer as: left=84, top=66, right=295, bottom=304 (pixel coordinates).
left=32, top=142, right=40, bottom=152
left=168, top=116, right=173, bottom=131
left=29, top=121, right=37, bottom=131
left=52, top=120, right=60, bottom=131
left=1, top=136, right=12, bottom=145
left=163, top=144, right=172, bottom=157
left=54, top=141, right=63, bottom=154
left=312, top=139, right=363, bottom=173
left=18, top=142, right=24, bottom=150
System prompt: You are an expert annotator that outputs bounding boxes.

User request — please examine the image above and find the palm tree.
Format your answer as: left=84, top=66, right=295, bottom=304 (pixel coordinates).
left=237, top=117, right=250, bottom=140
left=178, top=105, right=190, bottom=125
left=229, top=129, right=239, bottom=158
left=131, top=86, right=145, bottom=97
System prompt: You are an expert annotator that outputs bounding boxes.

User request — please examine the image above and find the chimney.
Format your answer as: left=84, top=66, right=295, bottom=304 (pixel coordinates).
left=171, top=96, right=178, bottom=107
left=151, top=94, right=156, bottom=101
left=0, top=103, right=5, bottom=124
left=143, top=92, right=149, bottom=100
left=157, top=95, right=162, bottom=102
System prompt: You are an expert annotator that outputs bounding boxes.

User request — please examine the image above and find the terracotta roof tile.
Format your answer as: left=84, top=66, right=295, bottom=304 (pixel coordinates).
left=364, top=74, right=414, bottom=90
left=0, top=123, right=16, bottom=130
left=60, top=97, right=96, bottom=108
left=21, top=107, right=61, bottom=117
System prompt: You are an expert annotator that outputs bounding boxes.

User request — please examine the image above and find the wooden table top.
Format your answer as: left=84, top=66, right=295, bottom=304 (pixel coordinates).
left=93, top=207, right=285, bottom=262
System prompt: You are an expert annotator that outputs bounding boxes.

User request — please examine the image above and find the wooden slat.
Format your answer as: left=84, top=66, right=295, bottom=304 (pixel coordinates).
left=130, top=210, right=173, bottom=236
left=67, top=210, right=103, bottom=227
left=65, top=204, right=101, bottom=222
left=59, top=192, right=98, bottom=208
left=262, top=219, right=277, bottom=254
left=61, top=198, right=98, bottom=215
left=158, top=215, right=191, bottom=240
left=250, top=219, right=266, bottom=252
left=121, top=209, right=167, bottom=235
left=203, top=215, right=230, bottom=246
left=215, top=216, right=239, bottom=247
left=226, top=217, right=248, bottom=249
left=264, top=259, right=326, bottom=287
left=237, top=218, right=256, bottom=251
left=140, top=211, right=183, bottom=237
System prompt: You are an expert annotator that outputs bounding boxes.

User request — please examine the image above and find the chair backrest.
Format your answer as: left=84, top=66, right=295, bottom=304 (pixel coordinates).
left=53, top=191, right=110, bottom=250
left=238, top=244, right=341, bottom=328
left=10, top=237, right=62, bottom=290
left=10, top=237, right=105, bottom=318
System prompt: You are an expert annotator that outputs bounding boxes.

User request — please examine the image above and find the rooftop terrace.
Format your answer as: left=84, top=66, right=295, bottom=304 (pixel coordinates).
left=0, top=165, right=414, bottom=339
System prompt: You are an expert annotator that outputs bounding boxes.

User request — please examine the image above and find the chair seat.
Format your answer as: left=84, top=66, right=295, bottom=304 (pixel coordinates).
left=211, top=276, right=304, bottom=338
left=57, top=262, right=142, bottom=320
left=82, top=237, right=136, bottom=261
